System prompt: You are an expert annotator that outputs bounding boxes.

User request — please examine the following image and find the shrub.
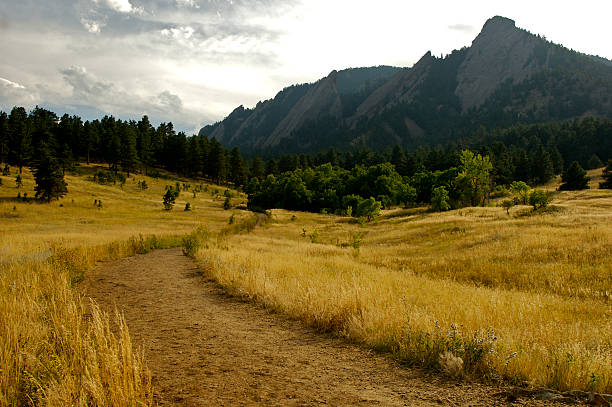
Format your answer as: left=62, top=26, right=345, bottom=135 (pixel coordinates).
left=431, top=186, right=451, bottom=212
left=184, top=202, right=191, bottom=211
left=529, top=189, right=553, bottom=210
left=181, top=227, right=210, bottom=257
left=162, top=188, right=179, bottom=210
left=223, top=197, right=232, bottom=210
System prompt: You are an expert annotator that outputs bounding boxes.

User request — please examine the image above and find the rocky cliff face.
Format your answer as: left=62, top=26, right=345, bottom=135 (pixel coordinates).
left=200, top=16, right=612, bottom=155
left=455, top=16, right=540, bottom=111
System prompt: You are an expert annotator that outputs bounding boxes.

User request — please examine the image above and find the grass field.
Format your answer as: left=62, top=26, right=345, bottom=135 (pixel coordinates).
left=1, top=165, right=611, bottom=405
left=194, top=169, right=612, bottom=393
left=0, top=165, right=246, bottom=406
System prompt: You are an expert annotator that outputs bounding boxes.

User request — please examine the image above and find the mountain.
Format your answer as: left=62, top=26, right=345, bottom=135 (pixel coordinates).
left=200, top=16, right=612, bottom=156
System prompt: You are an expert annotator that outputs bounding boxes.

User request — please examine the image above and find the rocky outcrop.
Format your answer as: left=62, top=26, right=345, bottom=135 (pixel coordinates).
left=455, top=16, right=540, bottom=111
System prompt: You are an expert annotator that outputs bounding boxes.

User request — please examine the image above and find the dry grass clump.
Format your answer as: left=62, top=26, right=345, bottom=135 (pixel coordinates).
left=195, top=189, right=612, bottom=393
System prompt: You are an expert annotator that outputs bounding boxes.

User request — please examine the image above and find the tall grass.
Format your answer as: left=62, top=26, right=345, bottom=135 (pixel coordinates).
left=0, top=235, right=180, bottom=406
left=194, top=188, right=612, bottom=393
left=0, top=166, right=239, bottom=405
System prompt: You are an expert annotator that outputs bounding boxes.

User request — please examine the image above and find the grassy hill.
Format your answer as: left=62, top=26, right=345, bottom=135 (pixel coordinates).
left=1, top=165, right=610, bottom=404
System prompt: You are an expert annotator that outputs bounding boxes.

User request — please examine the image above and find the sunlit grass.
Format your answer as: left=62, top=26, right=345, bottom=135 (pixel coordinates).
left=0, top=165, right=242, bottom=405
left=195, top=170, right=612, bottom=393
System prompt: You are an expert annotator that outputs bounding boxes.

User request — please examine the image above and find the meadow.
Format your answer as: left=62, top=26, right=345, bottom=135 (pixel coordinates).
left=0, top=165, right=610, bottom=405
left=0, top=165, right=245, bottom=406
left=194, top=169, right=612, bottom=393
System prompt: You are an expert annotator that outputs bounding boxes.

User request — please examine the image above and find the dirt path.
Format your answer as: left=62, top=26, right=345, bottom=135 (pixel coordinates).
left=81, top=249, right=556, bottom=406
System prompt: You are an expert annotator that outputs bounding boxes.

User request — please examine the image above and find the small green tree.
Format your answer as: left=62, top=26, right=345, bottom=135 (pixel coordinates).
left=559, top=161, right=590, bottom=190
left=223, top=197, right=232, bottom=210
left=431, top=186, right=451, bottom=211
left=509, top=181, right=531, bottom=204
left=355, top=197, right=381, bottom=222
left=162, top=188, right=179, bottom=210
left=15, top=174, right=22, bottom=188
left=501, top=199, right=514, bottom=215
left=455, top=150, right=492, bottom=207
left=529, top=189, right=552, bottom=210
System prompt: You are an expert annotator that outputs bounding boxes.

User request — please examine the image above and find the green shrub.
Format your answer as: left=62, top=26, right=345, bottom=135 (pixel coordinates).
left=529, top=189, right=553, bottom=210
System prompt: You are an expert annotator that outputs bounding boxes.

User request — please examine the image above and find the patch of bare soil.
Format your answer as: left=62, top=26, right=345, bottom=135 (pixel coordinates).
left=81, top=249, right=564, bottom=406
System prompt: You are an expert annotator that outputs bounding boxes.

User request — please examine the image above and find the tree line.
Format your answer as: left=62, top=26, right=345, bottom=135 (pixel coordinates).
left=1, top=106, right=610, bottom=206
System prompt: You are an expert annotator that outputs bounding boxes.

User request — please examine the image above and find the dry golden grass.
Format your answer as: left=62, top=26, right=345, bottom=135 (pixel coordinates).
left=2, top=164, right=611, bottom=402
left=0, top=165, right=242, bottom=406
left=195, top=173, right=612, bottom=393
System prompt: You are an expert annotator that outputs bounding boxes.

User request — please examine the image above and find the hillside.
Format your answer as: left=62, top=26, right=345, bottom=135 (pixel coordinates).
left=201, top=16, right=612, bottom=155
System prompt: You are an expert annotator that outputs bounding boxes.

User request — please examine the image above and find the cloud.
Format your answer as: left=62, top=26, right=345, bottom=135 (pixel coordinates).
left=94, top=0, right=135, bottom=14
left=175, top=0, right=200, bottom=8
left=157, top=91, right=183, bottom=113
left=161, top=26, right=195, bottom=40
left=80, top=18, right=105, bottom=33
left=0, top=77, right=26, bottom=89
left=448, top=23, right=476, bottom=33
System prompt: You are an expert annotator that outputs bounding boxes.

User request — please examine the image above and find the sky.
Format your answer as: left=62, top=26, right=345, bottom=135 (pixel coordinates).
left=1, top=0, right=611, bottom=134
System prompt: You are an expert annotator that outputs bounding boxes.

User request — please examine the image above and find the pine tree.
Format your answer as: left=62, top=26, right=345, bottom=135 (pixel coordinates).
left=229, top=147, right=247, bottom=186
left=0, top=112, right=8, bottom=164
left=120, top=124, right=139, bottom=177
left=8, top=107, right=31, bottom=173
left=530, top=146, right=554, bottom=185
left=587, top=154, right=603, bottom=170
left=559, top=161, right=590, bottom=190
left=599, top=159, right=612, bottom=189
left=250, top=156, right=265, bottom=179
left=32, top=142, right=68, bottom=202
left=207, top=138, right=226, bottom=184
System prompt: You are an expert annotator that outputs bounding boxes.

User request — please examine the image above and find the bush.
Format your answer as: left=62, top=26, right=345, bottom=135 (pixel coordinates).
left=223, top=197, right=232, bottom=210
left=162, top=188, right=179, bottom=210
left=510, top=181, right=530, bottom=204
left=184, top=202, right=191, bottom=211
left=431, top=186, right=451, bottom=212
left=182, top=227, right=210, bottom=258
left=529, top=190, right=553, bottom=210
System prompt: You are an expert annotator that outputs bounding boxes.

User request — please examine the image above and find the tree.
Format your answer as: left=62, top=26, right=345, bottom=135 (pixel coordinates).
left=0, top=112, right=8, bottom=164
left=455, top=150, right=493, bottom=207
left=7, top=107, right=31, bottom=173
left=509, top=181, right=531, bottom=204
left=529, top=189, right=552, bottom=210
left=431, top=186, right=451, bottom=211
left=120, top=124, right=139, bottom=177
left=250, top=156, right=265, bottom=179
left=32, top=142, right=68, bottom=202
left=599, top=159, right=612, bottom=189
left=587, top=154, right=603, bottom=170
left=162, top=188, right=179, bottom=210
left=530, top=146, right=554, bottom=184
left=355, top=197, right=381, bottom=221
left=229, top=147, right=248, bottom=186
left=501, top=199, right=514, bottom=215
left=559, top=161, right=590, bottom=190
left=207, top=138, right=226, bottom=184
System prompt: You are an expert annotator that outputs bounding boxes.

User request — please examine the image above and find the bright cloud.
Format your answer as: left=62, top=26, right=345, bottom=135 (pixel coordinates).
left=95, top=0, right=134, bottom=13
left=176, top=0, right=200, bottom=8
left=0, top=77, right=26, bottom=89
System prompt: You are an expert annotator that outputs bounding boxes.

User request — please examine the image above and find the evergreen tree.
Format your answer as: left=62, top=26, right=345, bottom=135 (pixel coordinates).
left=7, top=107, right=31, bottom=173
left=120, top=124, right=139, bottom=177
left=559, top=161, right=590, bottom=190
left=530, top=145, right=554, bottom=184
left=136, top=116, right=155, bottom=173
left=32, top=142, right=68, bottom=202
left=265, top=159, right=278, bottom=176
left=187, top=136, right=202, bottom=177
left=229, top=147, right=247, bottom=186
left=587, top=154, right=603, bottom=170
left=598, top=159, right=612, bottom=189
left=0, top=112, right=8, bottom=164
left=250, top=156, right=265, bottom=179
left=207, top=138, right=226, bottom=184
left=548, top=146, right=564, bottom=174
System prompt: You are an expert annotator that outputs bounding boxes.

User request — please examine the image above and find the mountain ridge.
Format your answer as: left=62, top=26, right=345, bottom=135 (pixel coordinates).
left=200, top=16, right=612, bottom=156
